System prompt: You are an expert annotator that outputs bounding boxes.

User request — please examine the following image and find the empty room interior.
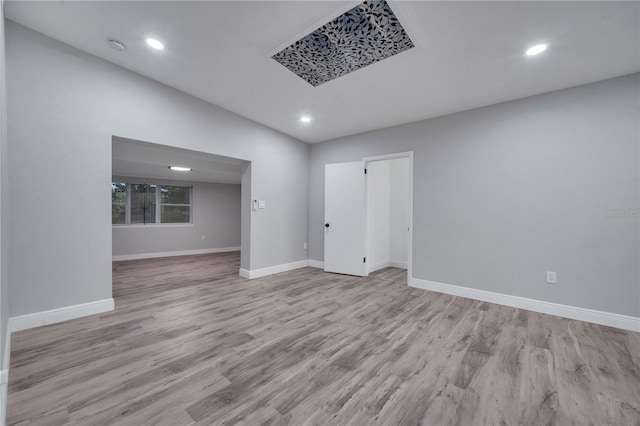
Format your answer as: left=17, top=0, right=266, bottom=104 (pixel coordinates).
left=0, top=0, right=638, bottom=425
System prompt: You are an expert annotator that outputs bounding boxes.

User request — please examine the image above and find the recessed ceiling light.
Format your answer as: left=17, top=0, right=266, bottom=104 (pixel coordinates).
left=146, top=38, right=165, bottom=50
left=300, top=116, right=312, bottom=123
left=168, top=166, right=192, bottom=171
left=525, top=44, right=547, bottom=56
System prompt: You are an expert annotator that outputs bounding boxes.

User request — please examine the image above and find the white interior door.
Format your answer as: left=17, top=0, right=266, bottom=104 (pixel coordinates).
left=324, top=162, right=368, bottom=276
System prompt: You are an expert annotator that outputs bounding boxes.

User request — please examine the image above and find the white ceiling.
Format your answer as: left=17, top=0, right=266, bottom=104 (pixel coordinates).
left=6, top=1, right=640, bottom=144
left=112, top=138, right=245, bottom=184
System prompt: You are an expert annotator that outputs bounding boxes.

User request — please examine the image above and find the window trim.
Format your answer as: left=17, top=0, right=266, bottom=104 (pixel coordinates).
left=112, top=181, right=193, bottom=226
left=112, top=223, right=194, bottom=229
left=159, top=185, right=193, bottom=224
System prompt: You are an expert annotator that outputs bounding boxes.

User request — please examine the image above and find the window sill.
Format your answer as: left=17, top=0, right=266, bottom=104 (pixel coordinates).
left=112, top=223, right=194, bottom=229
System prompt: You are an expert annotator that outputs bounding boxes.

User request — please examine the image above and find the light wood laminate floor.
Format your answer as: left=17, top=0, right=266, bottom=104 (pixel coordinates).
left=7, top=252, right=640, bottom=425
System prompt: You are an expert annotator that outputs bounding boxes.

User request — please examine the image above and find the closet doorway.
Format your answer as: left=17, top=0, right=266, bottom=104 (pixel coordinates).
left=365, top=152, right=413, bottom=282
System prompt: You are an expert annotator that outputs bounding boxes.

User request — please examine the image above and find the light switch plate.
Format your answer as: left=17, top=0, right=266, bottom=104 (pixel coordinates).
left=258, top=200, right=266, bottom=209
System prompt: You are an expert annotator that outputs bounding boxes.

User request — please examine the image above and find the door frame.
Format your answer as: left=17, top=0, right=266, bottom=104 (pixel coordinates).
left=363, top=151, right=414, bottom=284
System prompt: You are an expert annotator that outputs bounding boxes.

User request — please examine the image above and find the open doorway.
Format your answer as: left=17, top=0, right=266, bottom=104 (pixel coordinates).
left=365, top=152, right=413, bottom=284
left=111, top=137, right=251, bottom=279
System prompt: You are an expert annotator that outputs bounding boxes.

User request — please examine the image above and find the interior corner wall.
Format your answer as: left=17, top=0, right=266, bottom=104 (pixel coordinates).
left=366, top=160, right=391, bottom=272
left=309, top=73, right=640, bottom=318
left=366, top=158, right=410, bottom=272
left=240, top=163, right=251, bottom=271
left=111, top=178, right=241, bottom=257
left=0, top=2, right=8, bottom=372
left=389, top=157, right=410, bottom=266
left=6, top=21, right=309, bottom=317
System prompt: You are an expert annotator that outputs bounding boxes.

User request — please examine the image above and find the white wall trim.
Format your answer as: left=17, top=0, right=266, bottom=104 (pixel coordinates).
left=368, top=261, right=390, bottom=274
left=363, top=151, right=414, bottom=284
left=0, top=379, right=6, bottom=426
left=410, top=277, right=640, bottom=332
left=2, top=323, right=9, bottom=378
left=389, top=260, right=408, bottom=269
left=363, top=151, right=415, bottom=162
left=369, top=260, right=408, bottom=273
left=113, top=246, right=240, bottom=262
left=307, top=260, right=324, bottom=269
left=239, top=260, right=310, bottom=279
left=8, top=298, right=115, bottom=332
left=0, top=323, right=10, bottom=426
left=241, top=258, right=404, bottom=277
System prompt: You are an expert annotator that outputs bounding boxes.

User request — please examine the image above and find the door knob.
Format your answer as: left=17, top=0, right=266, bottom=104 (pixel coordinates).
left=325, top=223, right=330, bottom=228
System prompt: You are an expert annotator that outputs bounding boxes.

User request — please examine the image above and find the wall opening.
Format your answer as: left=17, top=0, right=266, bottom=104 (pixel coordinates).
left=110, top=137, right=250, bottom=285
left=365, top=152, right=413, bottom=284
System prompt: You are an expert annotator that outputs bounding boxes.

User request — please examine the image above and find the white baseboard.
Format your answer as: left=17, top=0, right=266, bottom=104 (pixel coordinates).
left=0, top=382, right=5, bottom=426
left=389, top=260, right=408, bottom=269
left=368, top=260, right=408, bottom=273
left=113, top=247, right=240, bottom=262
left=307, top=260, right=324, bottom=269
left=2, top=323, right=10, bottom=378
left=239, top=260, right=310, bottom=279
left=240, top=258, right=403, bottom=278
left=410, top=277, right=640, bottom=332
left=9, top=298, right=115, bottom=332
left=0, top=323, right=10, bottom=426
left=368, top=261, right=390, bottom=273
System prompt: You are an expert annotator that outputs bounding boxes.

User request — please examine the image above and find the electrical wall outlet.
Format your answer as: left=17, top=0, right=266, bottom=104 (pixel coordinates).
left=201, top=235, right=205, bottom=240
left=546, top=271, right=557, bottom=284
left=303, top=242, right=308, bottom=250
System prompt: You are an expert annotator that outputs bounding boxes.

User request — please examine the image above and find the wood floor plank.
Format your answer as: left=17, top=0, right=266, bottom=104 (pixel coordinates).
left=7, top=252, right=640, bottom=425
left=518, top=346, right=559, bottom=426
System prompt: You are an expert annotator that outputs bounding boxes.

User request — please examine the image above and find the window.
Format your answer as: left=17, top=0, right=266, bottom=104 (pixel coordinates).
left=130, top=183, right=156, bottom=224
left=112, top=182, right=192, bottom=225
left=111, top=183, right=126, bottom=224
left=160, top=186, right=191, bottom=223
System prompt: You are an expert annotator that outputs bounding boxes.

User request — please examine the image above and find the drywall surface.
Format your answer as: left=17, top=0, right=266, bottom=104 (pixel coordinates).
left=7, top=22, right=308, bottom=316
left=366, top=161, right=391, bottom=272
left=112, top=178, right=240, bottom=256
left=240, top=163, right=251, bottom=270
left=366, top=158, right=410, bottom=271
left=310, top=73, right=640, bottom=317
left=0, top=2, right=8, bottom=367
left=389, top=157, right=410, bottom=265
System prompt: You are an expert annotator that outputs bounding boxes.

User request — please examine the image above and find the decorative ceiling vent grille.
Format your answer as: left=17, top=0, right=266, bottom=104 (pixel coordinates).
left=272, top=0, right=414, bottom=87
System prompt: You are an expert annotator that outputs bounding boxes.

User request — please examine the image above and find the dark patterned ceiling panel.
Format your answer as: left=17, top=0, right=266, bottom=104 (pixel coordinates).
left=272, top=0, right=414, bottom=87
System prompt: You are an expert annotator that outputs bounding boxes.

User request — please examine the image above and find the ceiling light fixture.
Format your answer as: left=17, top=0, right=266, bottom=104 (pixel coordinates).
left=146, top=38, right=165, bottom=50
left=525, top=44, right=547, bottom=56
left=169, top=166, right=192, bottom=171
left=300, top=116, right=312, bottom=123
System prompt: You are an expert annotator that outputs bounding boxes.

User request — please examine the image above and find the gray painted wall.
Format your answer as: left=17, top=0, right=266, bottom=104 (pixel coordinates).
left=309, top=74, right=640, bottom=317
left=7, top=22, right=309, bottom=317
left=112, top=177, right=240, bottom=256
